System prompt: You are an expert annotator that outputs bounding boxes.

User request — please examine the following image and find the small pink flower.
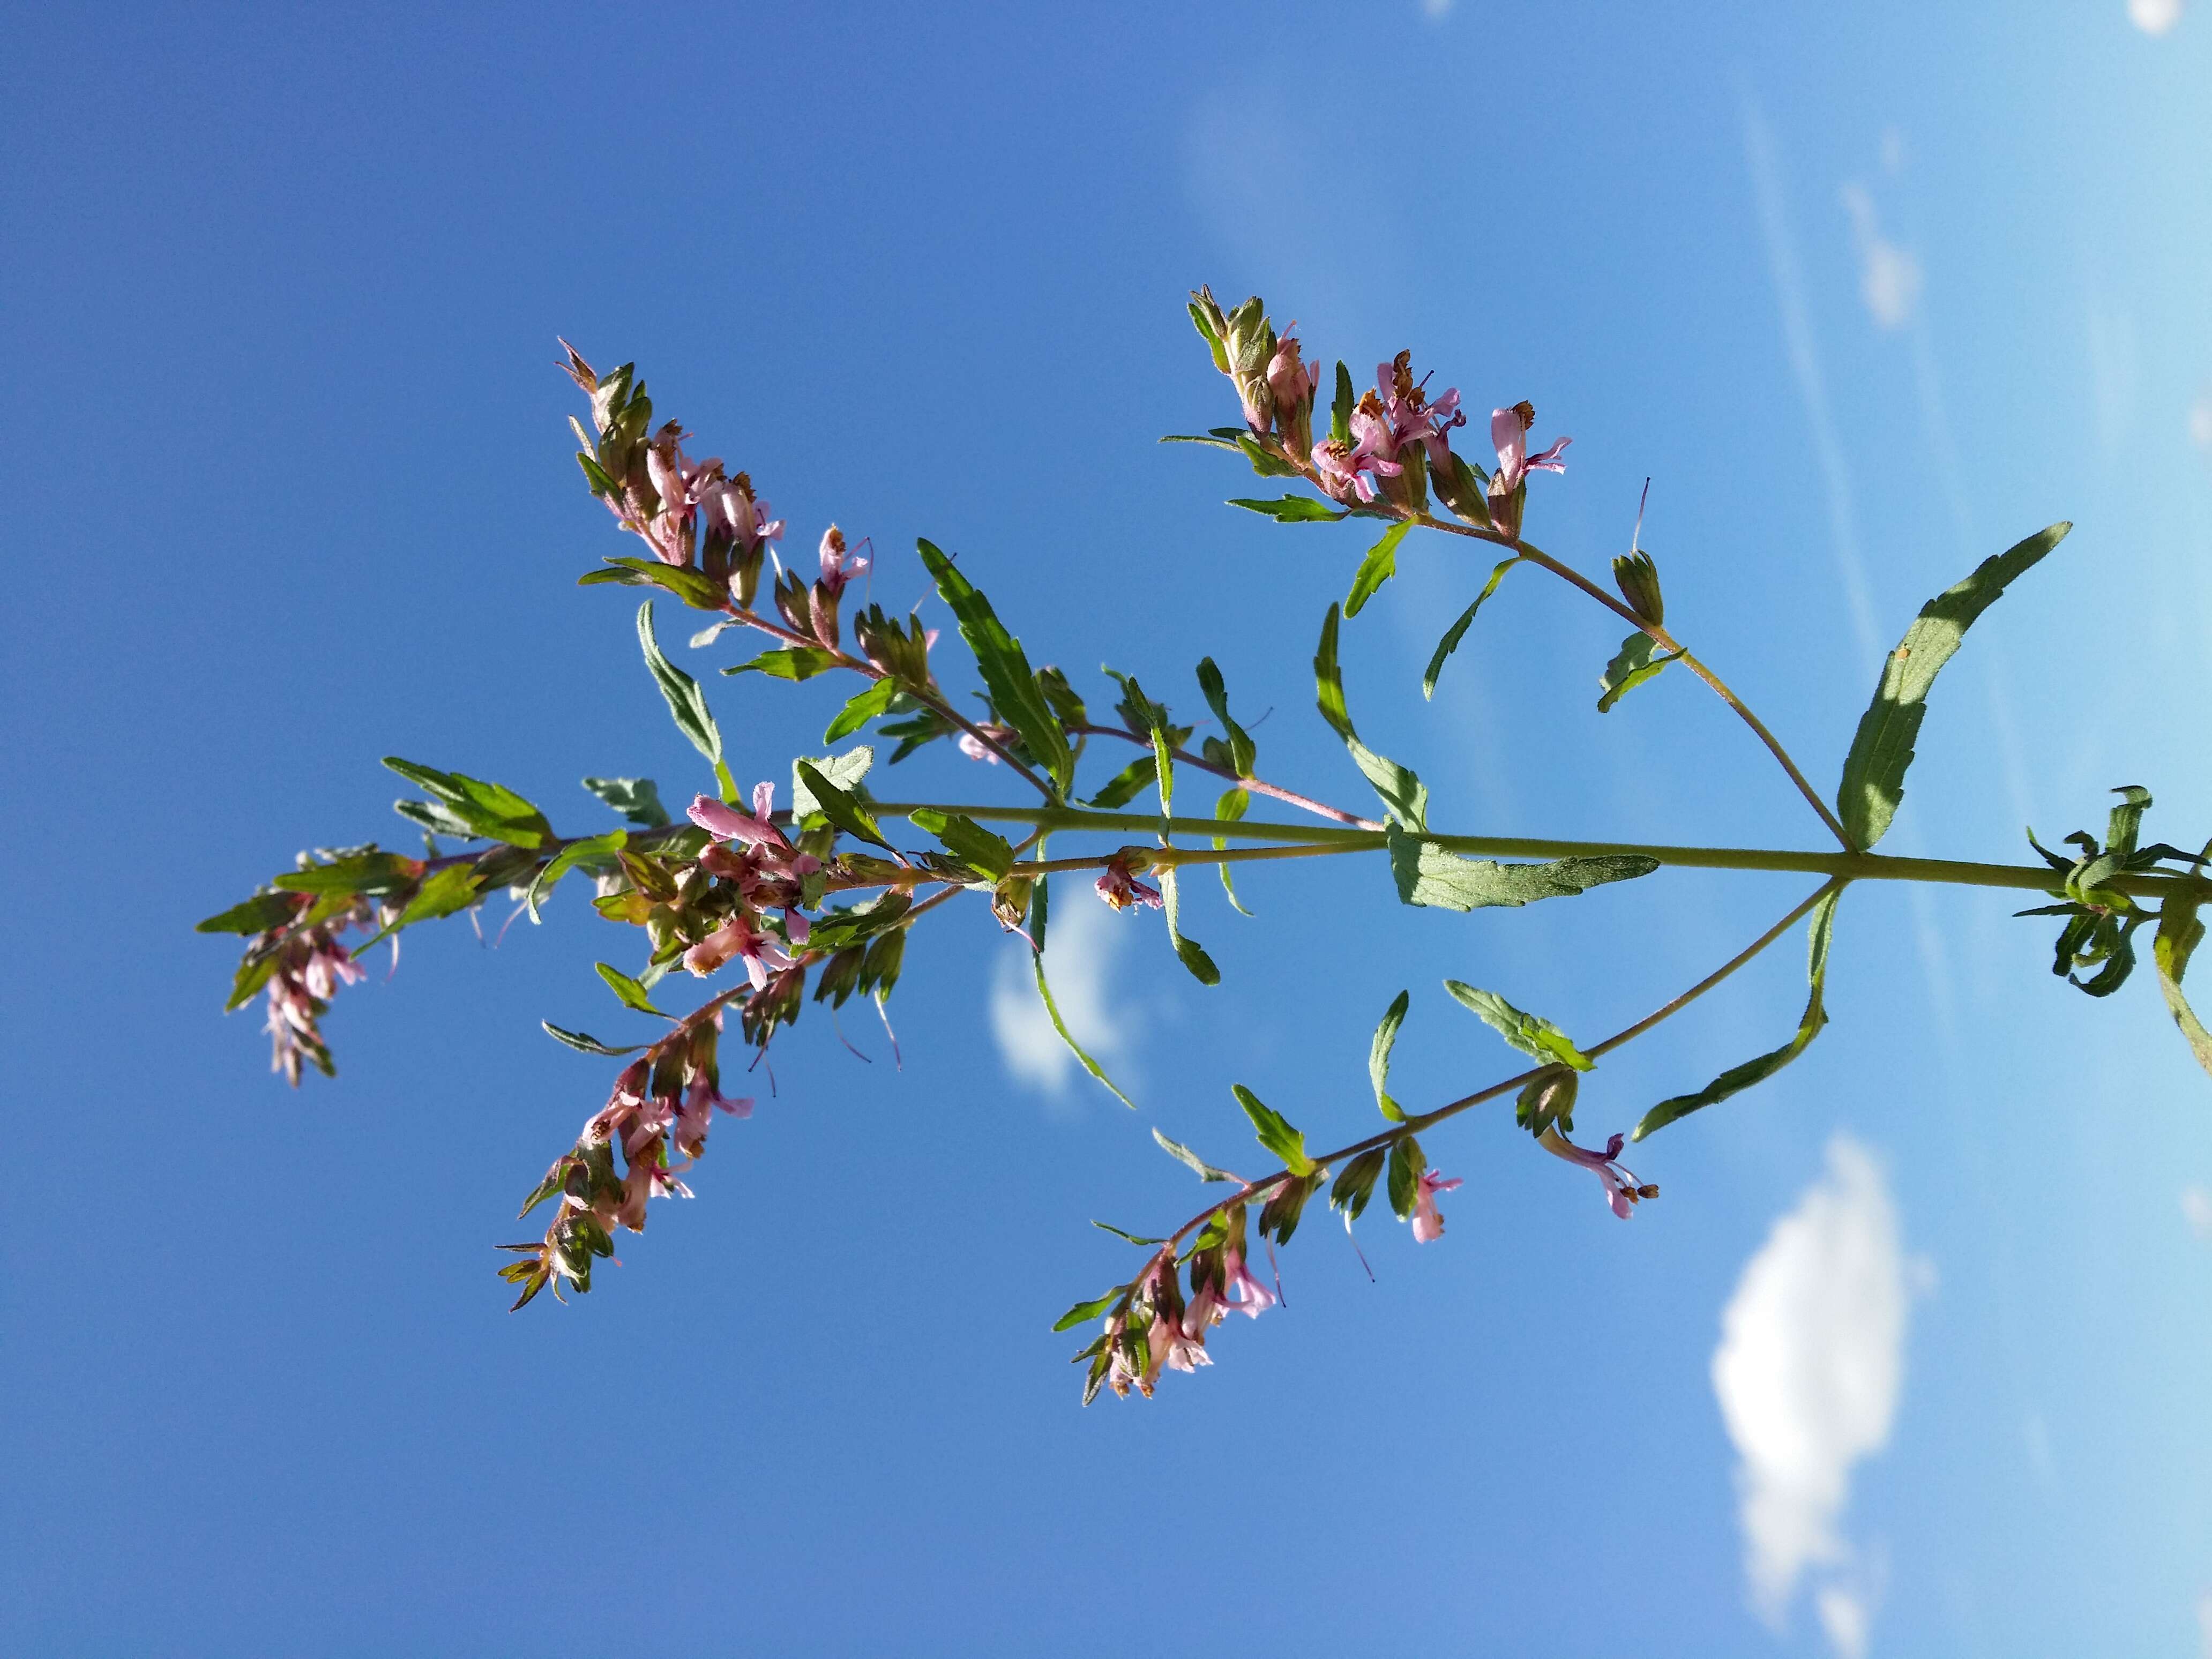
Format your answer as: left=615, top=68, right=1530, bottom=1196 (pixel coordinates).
left=1409, top=1168, right=1463, bottom=1243
left=683, top=911, right=794, bottom=989
left=1223, top=1247, right=1276, bottom=1318
left=956, top=732, right=1000, bottom=765
left=1538, top=1127, right=1652, bottom=1220
left=1378, top=351, right=1467, bottom=468
left=817, top=525, right=869, bottom=597
left=1095, top=856, right=1163, bottom=911
left=674, top=1072, right=753, bottom=1158
left=1489, top=401, right=1571, bottom=499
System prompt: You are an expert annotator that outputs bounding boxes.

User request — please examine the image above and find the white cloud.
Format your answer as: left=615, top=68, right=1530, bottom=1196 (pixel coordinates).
left=2183, top=1184, right=2212, bottom=1238
left=1840, top=183, right=1922, bottom=332
left=2130, top=0, right=2184, bottom=35
left=1421, top=0, right=1455, bottom=17
left=2197, top=1590, right=2212, bottom=1657
left=988, top=888, right=1131, bottom=1098
left=1714, top=1136, right=1917, bottom=1651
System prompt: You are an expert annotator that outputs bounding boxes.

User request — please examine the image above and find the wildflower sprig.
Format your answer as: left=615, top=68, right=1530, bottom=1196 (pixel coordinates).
left=200, top=283, right=2212, bottom=1402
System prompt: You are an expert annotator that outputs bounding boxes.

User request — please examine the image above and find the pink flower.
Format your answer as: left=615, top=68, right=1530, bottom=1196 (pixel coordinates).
left=1378, top=350, right=1467, bottom=468
left=1488, top=401, right=1571, bottom=499
left=817, top=525, right=869, bottom=597
left=683, top=910, right=794, bottom=989
left=956, top=732, right=1000, bottom=765
left=1267, top=327, right=1320, bottom=461
left=1223, top=1247, right=1276, bottom=1318
left=1538, top=1127, right=1654, bottom=1220
left=1409, top=1168, right=1463, bottom=1243
left=688, top=784, right=818, bottom=877
left=1147, top=1312, right=1213, bottom=1378
left=1095, top=856, right=1163, bottom=911
left=674, top=1072, right=753, bottom=1159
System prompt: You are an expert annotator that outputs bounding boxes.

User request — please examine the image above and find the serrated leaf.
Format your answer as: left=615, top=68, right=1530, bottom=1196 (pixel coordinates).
left=1422, top=556, right=1519, bottom=699
left=1330, top=1147, right=1386, bottom=1222
left=392, top=798, right=479, bottom=839
left=1634, top=885, right=1842, bottom=1139
left=1387, top=826, right=1658, bottom=910
left=1370, top=990, right=1410, bottom=1120
left=1086, top=756, right=1158, bottom=810
left=540, top=1020, right=646, bottom=1057
left=1052, top=1292, right=1124, bottom=1333
left=1386, top=1135, right=1428, bottom=1221
left=1026, top=871, right=1137, bottom=1109
left=1227, top=495, right=1346, bottom=522
left=1153, top=1127, right=1236, bottom=1183
left=635, top=603, right=728, bottom=784
left=382, top=757, right=553, bottom=849
left=1444, top=982, right=1594, bottom=1071
left=724, top=645, right=841, bottom=681
left=1232, top=1083, right=1313, bottom=1175
left=1194, top=657, right=1256, bottom=778
left=595, top=961, right=669, bottom=1017
left=789, top=747, right=875, bottom=818
left=794, top=759, right=892, bottom=851
left=1314, top=604, right=1426, bottom=829
left=915, top=539, right=1073, bottom=798
left=824, top=677, right=900, bottom=744
left=196, top=893, right=298, bottom=935
left=580, top=776, right=669, bottom=827
left=1344, top=520, right=1413, bottom=618
left=907, top=808, right=1014, bottom=880
left=1836, top=521, right=2070, bottom=849
left=1596, top=631, right=1683, bottom=713
left=596, top=555, right=728, bottom=610
left=526, top=828, right=626, bottom=923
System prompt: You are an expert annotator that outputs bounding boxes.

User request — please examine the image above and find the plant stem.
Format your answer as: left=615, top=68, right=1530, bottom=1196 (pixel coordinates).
left=1415, top=517, right=1856, bottom=849
left=1070, top=723, right=1379, bottom=829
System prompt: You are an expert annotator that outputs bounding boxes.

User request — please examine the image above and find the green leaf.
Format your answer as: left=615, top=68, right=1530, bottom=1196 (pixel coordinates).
left=1027, top=871, right=1137, bottom=1109
left=824, top=677, right=900, bottom=744
left=1157, top=433, right=1245, bottom=451
left=382, top=758, right=554, bottom=849
left=1344, top=520, right=1414, bottom=618
left=594, top=555, right=729, bottom=610
left=1331, top=361, right=1354, bottom=445
left=1232, top=1083, right=1313, bottom=1175
left=224, top=949, right=279, bottom=1012
left=2105, top=785, right=2153, bottom=861
left=1153, top=1127, right=1236, bottom=1183
left=794, top=760, right=892, bottom=851
left=640, top=603, right=737, bottom=799
left=1160, top=861, right=1220, bottom=985
left=1213, top=787, right=1253, bottom=917
left=595, top=961, right=669, bottom=1018
left=1194, top=658, right=1256, bottom=778
left=1444, top=982, right=1594, bottom=1071
left=2154, top=861, right=2212, bottom=1081
left=1386, top=1135, right=1428, bottom=1221
left=1387, top=826, right=1658, bottom=910
left=360, top=863, right=483, bottom=948
left=1314, top=603, right=1427, bottom=829
left=580, top=776, right=670, bottom=827
left=392, top=798, right=479, bottom=839
left=1052, top=1292, right=1124, bottom=1333
left=1091, top=1220, right=1167, bottom=1246
left=915, top=539, right=1074, bottom=798
left=526, top=828, right=626, bottom=923
left=1086, top=756, right=1158, bottom=810
left=724, top=645, right=841, bottom=681
left=1422, top=557, right=1519, bottom=700
left=1369, top=990, right=1410, bottom=1121
left=541, top=1020, right=646, bottom=1057
left=1835, top=521, right=2070, bottom=849
left=906, top=808, right=1014, bottom=880
left=1227, top=495, right=1346, bottom=523
left=789, top=746, right=875, bottom=818
left=1329, top=1147, right=1386, bottom=1222
left=1596, top=631, right=1683, bottom=713
left=1634, top=885, right=1843, bottom=1139
left=1257, top=1171, right=1321, bottom=1246
left=196, top=893, right=298, bottom=935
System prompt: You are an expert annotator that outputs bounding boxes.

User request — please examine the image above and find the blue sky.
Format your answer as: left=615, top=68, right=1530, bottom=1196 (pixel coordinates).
left=5, top=4, right=2210, bottom=1654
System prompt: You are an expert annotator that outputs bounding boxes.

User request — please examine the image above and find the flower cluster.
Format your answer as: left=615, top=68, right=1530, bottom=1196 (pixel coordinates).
left=259, top=899, right=378, bottom=1085
left=501, top=1015, right=753, bottom=1309
left=685, top=783, right=823, bottom=987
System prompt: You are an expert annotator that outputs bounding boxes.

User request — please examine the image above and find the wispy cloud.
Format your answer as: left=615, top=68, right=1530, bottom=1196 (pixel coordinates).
left=2189, top=391, right=2212, bottom=458
left=1714, top=1136, right=1919, bottom=1653
left=1742, top=99, right=1883, bottom=671
left=988, top=890, right=1131, bottom=1099
left=1420, top=0, right=1455, bottom=17
left=2183, top=1184, right=2212, bottom=1239
left=2129, top=0, right=2185, bottom=36
left=1841, top=184, right=1922, bottom=332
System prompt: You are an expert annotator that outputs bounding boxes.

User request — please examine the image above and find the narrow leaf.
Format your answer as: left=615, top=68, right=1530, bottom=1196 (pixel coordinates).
left=636, top=601, right=726, bottom=772
left=915, top=539, right=1073, bottom=797
left=1596, top=631, right=1683, bottom=713
left=1153, top=1127, right=1236, bottom=1183
left=526, top=828, right=626, bottom=923
left=824, top=677, right=900, bottom=744
left=541, top=1020, right=646, bottom=1057
left=1388, top=826, right=1658, bottom=910
left=1422, top=557, right=1519, bottom=700
left=1344, top=520, right=1414, bottom=617
left=196, top=893, right=297, bottom=935
left=2154, top=861, right=2212, bottom=1081
left=1213, top=786, right=1253, bottom=916
left=1369, top=990, right=1410, bottom=1121
left=1444, top=982, right=1594, bottom=1071
left=595, top=961, right=669, bottom=1018
left=1836, top=522, right=2070, bottom=849
left=794, top=760, right=892, bottom=850
left=1227, top=496, right=1347, bottom=523
left=906, top=808, right=1014, bottom=880
left=1386, top=1135, right=1428, bottom=1221
left=1053, top=1292, right=1124, bottom=1333
left=789, top=747, right=874, bottom=819
left=1194, top=657, right=1255, bottom=776
left=580, top=776, right=670, bottom=827
left=1232, top=1083, right=1314, bottom=1175
left=724, top=646, right=841, bottom=681
left=1028, top=871, right=1136, bottom=1108
left=1634, top=885, right=1843, bottom=1139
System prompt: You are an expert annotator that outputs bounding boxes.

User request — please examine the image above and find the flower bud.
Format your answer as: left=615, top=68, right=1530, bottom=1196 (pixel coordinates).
left=1431, top=450, right=1493, bottom=527
left=1515, top=1065, right=1579, bottom=1137
left=1611, top=550, right=1664, bottom=624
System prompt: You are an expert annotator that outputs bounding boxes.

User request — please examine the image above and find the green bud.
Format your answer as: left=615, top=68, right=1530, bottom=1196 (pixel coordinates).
left=1612, top=550, right=1665, bottom=624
